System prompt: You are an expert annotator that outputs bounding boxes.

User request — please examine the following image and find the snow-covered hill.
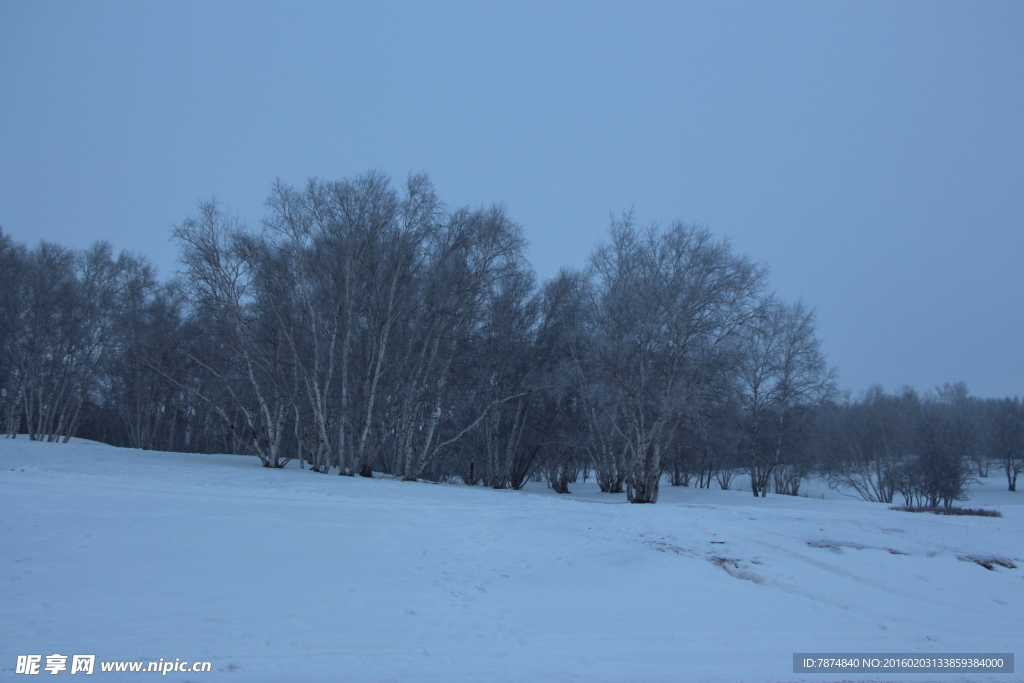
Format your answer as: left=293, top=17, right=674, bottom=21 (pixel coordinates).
left=2, top=439, right=1021, bottom=682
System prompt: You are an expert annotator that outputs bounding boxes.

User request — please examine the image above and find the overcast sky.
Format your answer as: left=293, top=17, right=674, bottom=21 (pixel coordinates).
left=1, top=1, right=1021, bottom=398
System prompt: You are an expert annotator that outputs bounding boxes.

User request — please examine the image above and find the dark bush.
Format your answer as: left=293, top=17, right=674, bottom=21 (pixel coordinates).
left=889, top=505, right=1002, bottom=517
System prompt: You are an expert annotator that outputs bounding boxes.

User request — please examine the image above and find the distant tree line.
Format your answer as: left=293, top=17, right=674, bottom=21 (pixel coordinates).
left=1, top=172, right=1020, bottom=503
left=825, top=384, right=1023, bottom=501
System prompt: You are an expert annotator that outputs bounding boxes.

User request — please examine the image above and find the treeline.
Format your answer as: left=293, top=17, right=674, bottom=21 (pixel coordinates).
left=826, top=384, right=1023, bottom=501
left=1, top=172, right=1020, bottom=503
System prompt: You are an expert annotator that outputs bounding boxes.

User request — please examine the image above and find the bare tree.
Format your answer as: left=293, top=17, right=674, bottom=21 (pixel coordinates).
left=389, top=204, right=531, bottom=481
left=987, top=397, right=1024, bottom=491
left=261, top=172, right=429, bottom=474
left=738, top=300, right=834, bottom=497
left=172, top=202, right=293, bottom=467
left=589, top=216, right=765, bottom=503
left=0, top=227, right=29, bottom=437
left=897, top=383, right=977, bottom=507
left=825, top=386, right=920, bottom=503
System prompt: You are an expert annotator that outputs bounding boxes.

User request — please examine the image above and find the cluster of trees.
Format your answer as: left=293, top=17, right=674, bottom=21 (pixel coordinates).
left=0, top=232, right=161, bottom=446
left=826, top=384, right=1024, bottom=503
left=2, top=172, right=1020, bottom=504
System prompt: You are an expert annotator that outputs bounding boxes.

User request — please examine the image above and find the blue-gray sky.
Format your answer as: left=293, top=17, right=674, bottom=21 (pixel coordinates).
left=2, top=1, right=1021, bottom=398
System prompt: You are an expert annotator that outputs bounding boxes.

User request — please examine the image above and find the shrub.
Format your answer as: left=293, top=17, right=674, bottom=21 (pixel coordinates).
left=889, top=505, right=1002, bottom=517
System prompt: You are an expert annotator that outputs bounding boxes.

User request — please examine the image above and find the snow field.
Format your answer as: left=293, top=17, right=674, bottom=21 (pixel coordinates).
left=2, top=439, right=1021, bottom=682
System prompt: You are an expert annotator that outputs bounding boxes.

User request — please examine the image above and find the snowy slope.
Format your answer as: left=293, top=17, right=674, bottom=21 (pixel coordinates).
left=1, top=439, right=1021, bottom=682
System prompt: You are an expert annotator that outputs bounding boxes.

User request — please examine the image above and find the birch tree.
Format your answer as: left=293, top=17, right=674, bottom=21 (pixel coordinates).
left=390, top=204, right=530, bottom=481
left=740, top=300, right=835, bottom=497
left=590, top=216, right=764, bottom=503
left=172, top=202, right=293, bottom=467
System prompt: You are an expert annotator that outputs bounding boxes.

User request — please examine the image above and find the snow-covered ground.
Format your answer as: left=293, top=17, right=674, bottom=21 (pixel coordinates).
left=2, top=439, right=1021, bottom=682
